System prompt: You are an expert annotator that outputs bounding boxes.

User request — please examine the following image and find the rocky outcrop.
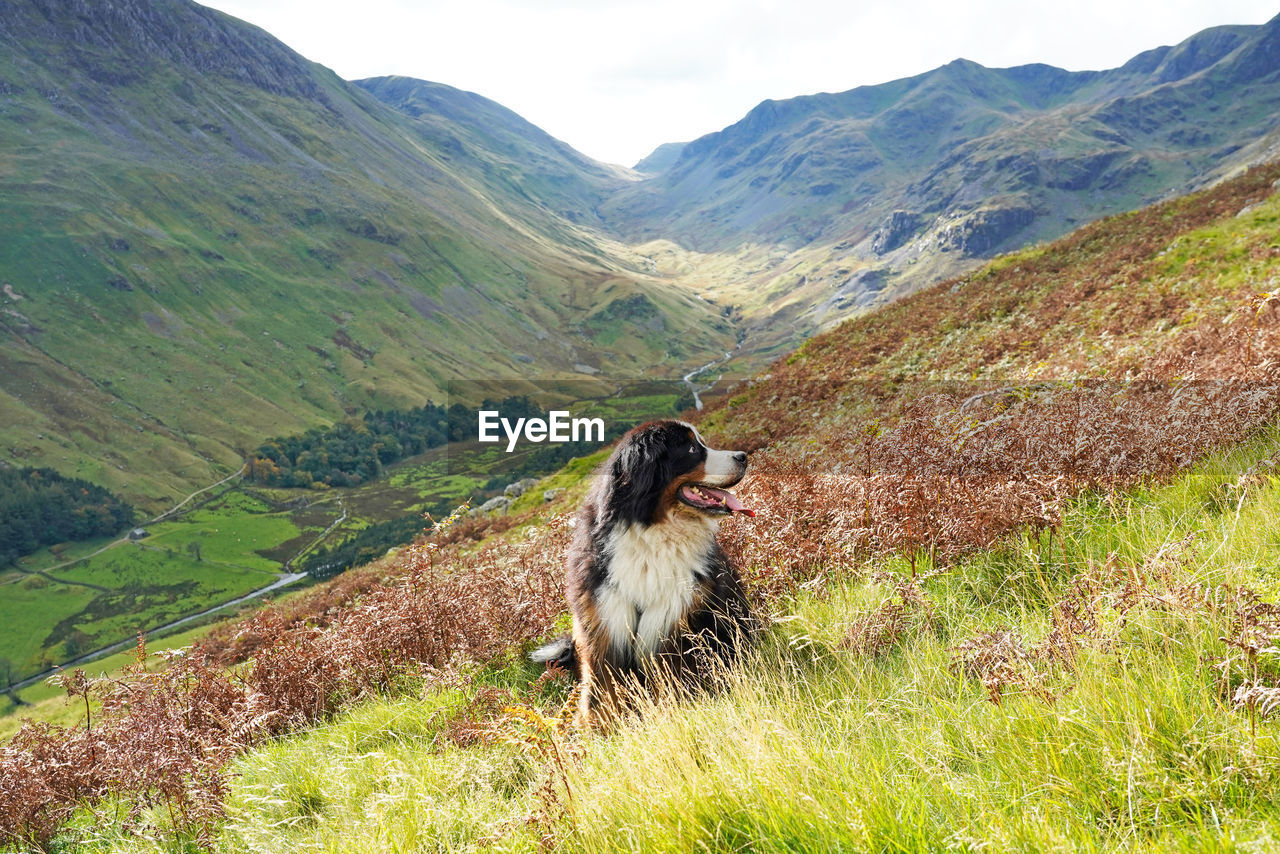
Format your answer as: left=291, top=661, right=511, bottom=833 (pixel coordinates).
left=12, top=0, right=332, bottom=103
left=815, top=267, right=891, bottom=317
left=476, top=495, right=511, bottom=515
left=503, top=478, right=540, bottom=499
left=872, top=211, right=924, bottom=254
left=938, top=206, right=1037, bottom=256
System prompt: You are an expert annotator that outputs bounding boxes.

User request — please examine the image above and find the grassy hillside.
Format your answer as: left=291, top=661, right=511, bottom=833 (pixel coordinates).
left=354, top=76, right=630, bottom=232
left=12, top=431, right=1280, bottom=852
left=4, top=153, right=1280, bottom=851
left=0, top=0, right=733, bottom=511
left=167, top=431, right=1280, bottom=852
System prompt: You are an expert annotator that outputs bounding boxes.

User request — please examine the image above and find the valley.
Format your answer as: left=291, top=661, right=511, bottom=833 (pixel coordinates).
left=4, top=5, right=1279, bottom=514
left=4, top=154, right=1280, bottom=851
left=4, top=0, right=1280, bottom=803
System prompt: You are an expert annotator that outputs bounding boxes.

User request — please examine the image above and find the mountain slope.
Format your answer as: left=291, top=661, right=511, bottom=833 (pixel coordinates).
left=633, top=141, right=688, bottom=175
left=354, top=76, right=632, bottom=230
left=601, top=16, right=1280, bottom=339
left=0, top=0, right=731, bottom=509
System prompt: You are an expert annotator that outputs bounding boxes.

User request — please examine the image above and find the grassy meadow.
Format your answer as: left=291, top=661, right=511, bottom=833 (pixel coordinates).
left=0, top=487, right=295, bottom=681
left=0, top=453, right=470, bottom=687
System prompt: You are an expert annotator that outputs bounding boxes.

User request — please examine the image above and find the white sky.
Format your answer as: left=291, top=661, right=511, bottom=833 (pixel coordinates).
left=198, top=0, right=1278, bottom=167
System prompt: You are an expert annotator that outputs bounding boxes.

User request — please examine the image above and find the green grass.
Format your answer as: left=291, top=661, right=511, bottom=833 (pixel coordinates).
left=507, top=450, right=609, bottom=515
left=0, top=490, right=301, bottom=680
left=66, top=424, right=1280, bottom=853
left=561, top=633, right=1273, bottom=853
left=0, top=575, right=97, bottom=679
left=142, top=491, right=298, bottom=571
left=13, top=534, right=127, bottom=574
left=0, top=544, right=264, bottom=676
left=0, top=424, right=611, bottom=695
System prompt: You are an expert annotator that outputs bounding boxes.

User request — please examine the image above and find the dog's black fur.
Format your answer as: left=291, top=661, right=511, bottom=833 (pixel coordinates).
left=531, top=420, right=756, bottom=726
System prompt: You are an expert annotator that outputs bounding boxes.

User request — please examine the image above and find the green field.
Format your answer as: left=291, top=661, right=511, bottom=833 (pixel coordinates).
left=0, top=454, right=437, bottom=684
left=0, top=623, right=217, bottom=739
left=141, top=491, right=300, bottom=570
left=0, top=491, right=290, bottom=679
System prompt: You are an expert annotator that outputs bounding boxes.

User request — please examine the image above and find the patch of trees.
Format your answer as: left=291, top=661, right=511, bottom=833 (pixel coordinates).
left=247, top=397, right=547, bottom=489
left=247, top=405, right=449, bottom=488
left=0, top=468, right=135, bottom=565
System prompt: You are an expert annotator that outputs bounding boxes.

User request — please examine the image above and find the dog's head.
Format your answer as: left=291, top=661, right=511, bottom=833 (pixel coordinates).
left=603, top=420, right=754, bottom=526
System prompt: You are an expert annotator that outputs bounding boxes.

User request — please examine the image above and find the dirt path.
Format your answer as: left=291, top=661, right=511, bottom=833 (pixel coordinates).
left=11, top=567, right=110, bottom=592
left=147, top=465, right=246, bottom=524
left=16, top=465, right=247, bottom=581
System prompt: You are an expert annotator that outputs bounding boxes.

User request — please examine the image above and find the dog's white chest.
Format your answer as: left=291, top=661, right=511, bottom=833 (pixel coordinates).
left=597, top=517, right=717, bottom=655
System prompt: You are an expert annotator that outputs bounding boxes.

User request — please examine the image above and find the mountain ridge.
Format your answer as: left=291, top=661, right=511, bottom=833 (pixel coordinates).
left=353, top=75, right=633, bottom=230
left=598, top=13, right=1280, bottom=339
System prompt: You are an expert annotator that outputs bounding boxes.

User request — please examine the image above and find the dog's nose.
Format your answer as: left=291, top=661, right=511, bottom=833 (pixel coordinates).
left=732, top=451, right=747, bottom=465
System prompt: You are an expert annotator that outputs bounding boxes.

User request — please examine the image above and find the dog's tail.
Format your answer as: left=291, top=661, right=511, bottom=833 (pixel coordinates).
left=530, top=634, right=578, bottom=677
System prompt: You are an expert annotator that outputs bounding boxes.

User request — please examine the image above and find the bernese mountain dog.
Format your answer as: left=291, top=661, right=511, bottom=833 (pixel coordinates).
left=531, top=419, right=757, bottom=727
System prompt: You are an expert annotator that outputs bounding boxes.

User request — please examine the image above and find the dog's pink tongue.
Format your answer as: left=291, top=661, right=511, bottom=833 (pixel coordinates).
left=724, top=491, right=755, bottom=517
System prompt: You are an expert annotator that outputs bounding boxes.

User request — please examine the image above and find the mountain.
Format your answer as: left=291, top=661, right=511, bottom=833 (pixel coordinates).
left=353, top=76, right=629, bottom=230
left=601, top=16, right=1280, bottom=338
left=0, top=0, right=733, bottom=509
left=4, top=1, right=1280, bottom=511
left=633, top=142, right=688, bottom=175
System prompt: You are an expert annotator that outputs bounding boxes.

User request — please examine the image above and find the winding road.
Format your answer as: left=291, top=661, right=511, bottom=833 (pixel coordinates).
left=8, top=570, right=308, bottom=693
left=146, top=465, right=247, bottom=524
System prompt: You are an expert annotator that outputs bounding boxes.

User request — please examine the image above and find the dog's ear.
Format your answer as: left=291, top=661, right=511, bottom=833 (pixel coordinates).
left=611, top=430, right=667, bottom=525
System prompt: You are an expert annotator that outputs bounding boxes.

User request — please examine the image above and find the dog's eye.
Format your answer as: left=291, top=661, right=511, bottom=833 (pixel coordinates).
left=689, top=445, right=698, bottom=455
